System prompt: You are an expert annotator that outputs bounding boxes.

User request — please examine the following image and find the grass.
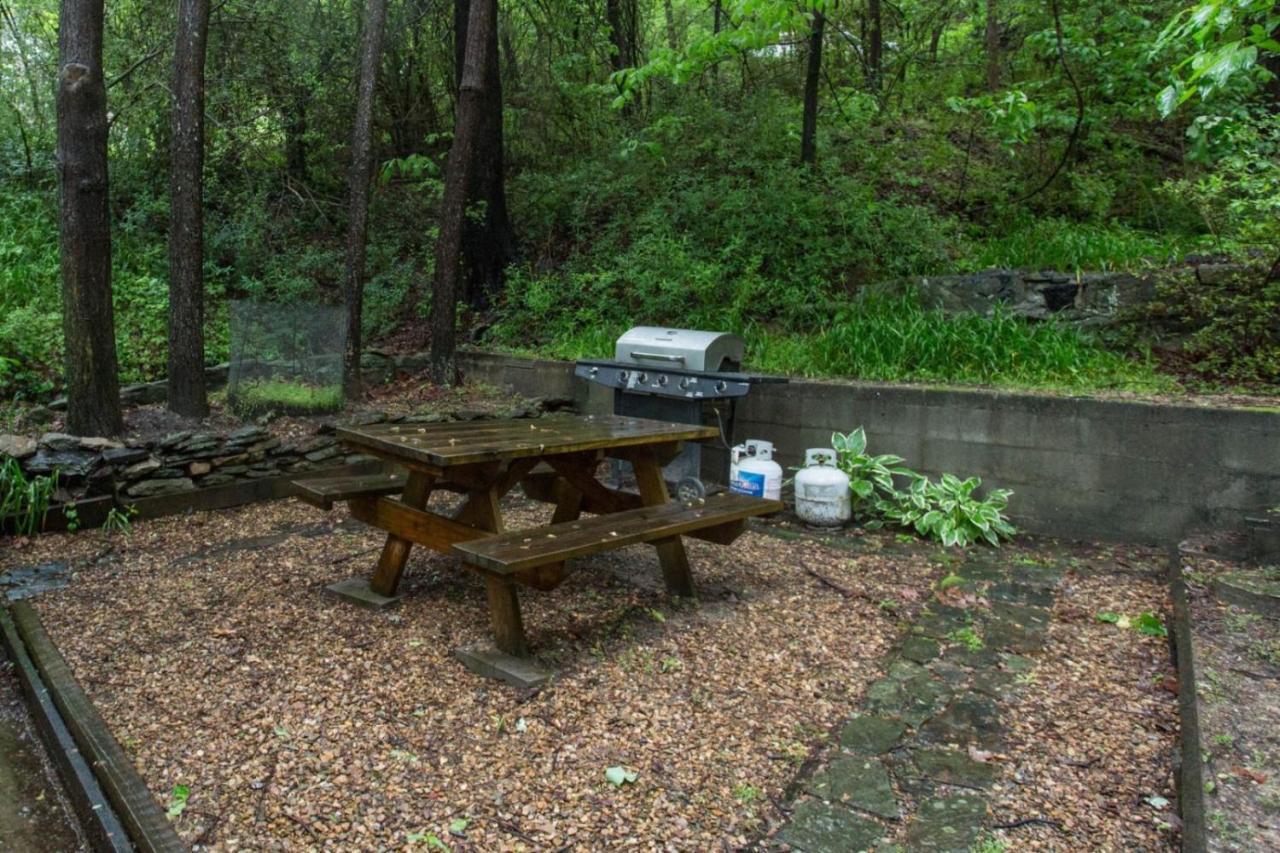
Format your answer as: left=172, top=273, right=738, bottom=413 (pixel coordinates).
left=967, top=218, right=1205, bottom=273
left=228, top=380, right=344, bottom=416
left=494, top=292, right=1173, bottom=394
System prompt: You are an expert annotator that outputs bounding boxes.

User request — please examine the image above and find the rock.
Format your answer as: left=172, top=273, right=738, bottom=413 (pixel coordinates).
left=78, top=436, right=124, bottom=452
left=198, top=474, right=235, bottom=486
left=22, top=406, right=55, bottom=426
left=900, top=794, right=987, bottom=852
left=304, top=444, right=343, bottom=463
left=39, top=432, right=82, bottom=452
left=148, top=467, right=189, bottom=480
left=121, top=457, right=162, bottom=480
left=349, top=412, right=387, bottom=426
left=840, top=715, right=906, bottom=755
left=776, top=798, right=884, bottom=852
left=227, top=424, right=268, bottom=442
left=102, top=446, right=149, bottom=466
left=188, top=461, right=212, bottom=476
left=159, top=431, right=192, bottom=449
left=127, top=477, right=195, bottom=497
left=918, top=694, right=1001, bottom=750
left=23, top=448, right=99, bottom=479
left=246, top=437, right=281, bottom=454
left=807, top=756, right=899, bottom=819
left=211, top=453, right=249, bottom=468
left=0, top=434, right=37, bottom=460
left=297, top=435, right=337, bottom=454
left=910, top=747, right=998, bottom=788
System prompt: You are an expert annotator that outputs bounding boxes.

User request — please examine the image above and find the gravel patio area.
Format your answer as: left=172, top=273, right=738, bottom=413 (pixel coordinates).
left=2, top=496, right=1178, bottom=850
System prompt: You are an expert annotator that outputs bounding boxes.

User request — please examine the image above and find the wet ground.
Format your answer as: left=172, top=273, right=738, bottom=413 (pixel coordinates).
left=0, top=659, right=83, bottom=851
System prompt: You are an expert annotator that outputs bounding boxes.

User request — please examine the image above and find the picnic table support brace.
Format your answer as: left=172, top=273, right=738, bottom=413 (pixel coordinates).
left=628, top=446, right=696, bottom=598
left=484, top=575, right=528, bottom=657
left=370, top=471, right=434, bottom=597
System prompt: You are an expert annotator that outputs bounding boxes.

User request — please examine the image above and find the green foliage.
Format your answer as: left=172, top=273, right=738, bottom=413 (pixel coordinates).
left=228, top=380, right=344, bottom=417
left=830, top=428, right=912, bottom=512
left=949, top=626, right=985, bottom=652
left=829, top=428, right=1016, bottom=547
left=883, top=475, right=1017, bottom=548
left=0, top=457, right=57, bottom=536
left=103, top=504, right=138, bottom=535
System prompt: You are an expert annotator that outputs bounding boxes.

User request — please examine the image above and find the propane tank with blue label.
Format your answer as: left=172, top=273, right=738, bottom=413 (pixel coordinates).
left=730, top=439, right=782, bottom=501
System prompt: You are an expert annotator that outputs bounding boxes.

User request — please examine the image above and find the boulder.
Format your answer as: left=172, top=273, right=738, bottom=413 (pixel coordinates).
left=121, top=457, right=162, bottom=480
left=102, top=446, right=150, bottom=466
left=39, top=432, right=82, bottom=452
left=128, top=477, right=195, bottom=497
left=188, top=461, right=212, bottom=476
left=23, top=448, right=100, bottom=479
left=78, top=436, right=124, bottom=452
left=0, top=435, right=37, bottom=460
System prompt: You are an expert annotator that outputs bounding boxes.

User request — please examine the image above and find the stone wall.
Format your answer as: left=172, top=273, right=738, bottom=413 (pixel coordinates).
left=455, top=352, right=1280, bottom=545
left=867, top=262, right=1248, bottom=326
left=1, top=425, right=375, bottom=502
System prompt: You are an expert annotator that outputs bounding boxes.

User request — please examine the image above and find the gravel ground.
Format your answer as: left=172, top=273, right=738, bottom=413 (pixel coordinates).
left=2, top=504, right=1180, bottom=850
left=985, top=551, right=1178, bottom=851
left=10, top=498, right=932, bottom=850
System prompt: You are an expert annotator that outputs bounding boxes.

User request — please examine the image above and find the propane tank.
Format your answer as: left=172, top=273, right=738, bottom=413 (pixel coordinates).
left=794, top=448, right=852, bottom=527
left=729, top=442, right=750, bottom=490
left=731, top=440, right=782, bottom=501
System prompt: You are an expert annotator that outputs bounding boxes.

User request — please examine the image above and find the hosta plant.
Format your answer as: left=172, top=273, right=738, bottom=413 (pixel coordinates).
left=881, top=474, right=1016, bottom=547
left=830, top=428, right=915, bottom=513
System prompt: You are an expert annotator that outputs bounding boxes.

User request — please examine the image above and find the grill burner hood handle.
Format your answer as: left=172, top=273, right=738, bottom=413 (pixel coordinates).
left=629, top=351, right=686, bottom=364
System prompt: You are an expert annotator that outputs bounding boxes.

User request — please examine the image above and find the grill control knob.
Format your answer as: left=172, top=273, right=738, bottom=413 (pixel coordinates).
left=656, top=375, right=668, bottom=386
left=678, top=377, right=693, bottom=391
left=715, top=380, right=728, bottom=393
left=618, top=370, right=629, bottom=383
left=637, top=372, right=648, bottom=384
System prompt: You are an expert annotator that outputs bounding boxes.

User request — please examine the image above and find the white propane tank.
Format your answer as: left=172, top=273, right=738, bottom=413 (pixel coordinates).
left=794, top=448, right=852, bottom=527
left=731, top=440, right=782, bottom=501
left=729, top=443, right=750, bottom=489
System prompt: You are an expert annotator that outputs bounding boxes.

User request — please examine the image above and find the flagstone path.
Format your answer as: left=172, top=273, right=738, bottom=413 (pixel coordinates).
left=774, top=553, right=1065, bottom=852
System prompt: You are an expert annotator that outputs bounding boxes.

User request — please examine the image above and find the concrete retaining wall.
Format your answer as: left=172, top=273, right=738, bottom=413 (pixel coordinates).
left=457, top=351, right=1280, bottom=544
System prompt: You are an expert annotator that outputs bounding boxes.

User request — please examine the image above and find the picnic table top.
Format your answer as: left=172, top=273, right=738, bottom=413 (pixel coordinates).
left=336, top=414, right=719, bottom=468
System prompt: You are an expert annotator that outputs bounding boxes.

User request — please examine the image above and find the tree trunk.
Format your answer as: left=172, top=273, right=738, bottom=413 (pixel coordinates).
left=985, top=0, right=1000, bottom=91
left=57, top=0, right=122, bottom=436
left=454, top=0, right=516, bottom=310
left=662, top=0, right=678, bottom=51
left=800, top=11, right=824, bottom=167
left=341, top=0, right=389, bottom=398
left=431, top=0, right=496, bottom=384
left=605, top=0, right=638, bottom=72
left=167, top=0, right=210, bottom=418
left=867, top=0, right=882, bottom=93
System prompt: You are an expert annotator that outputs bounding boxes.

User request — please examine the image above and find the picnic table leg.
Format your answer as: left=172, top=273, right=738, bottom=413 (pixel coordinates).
left=484, top=574, right=528, bottom=657
left=629, top=450, right=695, bottom=597
left=369, top=470, right=434, bottom=596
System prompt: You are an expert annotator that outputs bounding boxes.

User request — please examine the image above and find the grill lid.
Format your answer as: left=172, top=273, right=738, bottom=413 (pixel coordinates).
left=614, top=327, right=745, bottom=373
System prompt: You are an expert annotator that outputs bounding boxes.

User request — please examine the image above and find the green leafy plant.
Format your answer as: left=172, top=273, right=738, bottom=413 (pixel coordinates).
left=882, top=475, right=1016, bottom=548
left=949, top=626, right=985, bottom=652
left=228, top=379, right=344, bottom=417
left=103, top=504, right=138, bottom=535
left=166, top=784, right=190, bottom=820
left=0, top=458, right=58, bottom=536
left=830, top=428, right=913, bottom=514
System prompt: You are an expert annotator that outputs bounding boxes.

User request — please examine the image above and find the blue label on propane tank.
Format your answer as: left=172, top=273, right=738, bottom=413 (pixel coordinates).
left=731, top=471, right=765, bottom=497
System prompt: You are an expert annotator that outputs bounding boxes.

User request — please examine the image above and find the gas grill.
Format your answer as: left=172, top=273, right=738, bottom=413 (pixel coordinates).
left=575, top=327, right=785, bottom=492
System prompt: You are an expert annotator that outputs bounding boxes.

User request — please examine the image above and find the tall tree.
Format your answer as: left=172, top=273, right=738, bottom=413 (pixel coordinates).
left=985, top=0, right=1001, bottom=91
left=454, top=0, right=516, bottom=309
left=605, top=0, right=639, bottom=72
left=431, top=0, right=496, bottom=384
left=57, top=0, right=122, bottom=436
left=168, top=0, right=210, bottom=417
left=342, top=0, right=389, bottom=397
left=867, top=0, right=882, bottom=93
left=800, top=10, right=824, bottom=166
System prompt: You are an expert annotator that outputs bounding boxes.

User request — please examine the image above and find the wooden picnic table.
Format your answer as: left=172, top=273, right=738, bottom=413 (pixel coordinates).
left=294, top=414, right=781, bottom=662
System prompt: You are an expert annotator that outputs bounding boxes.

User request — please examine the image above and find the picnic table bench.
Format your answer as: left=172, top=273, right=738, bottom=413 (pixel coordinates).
left=293, top=414, right=781, bottom=672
